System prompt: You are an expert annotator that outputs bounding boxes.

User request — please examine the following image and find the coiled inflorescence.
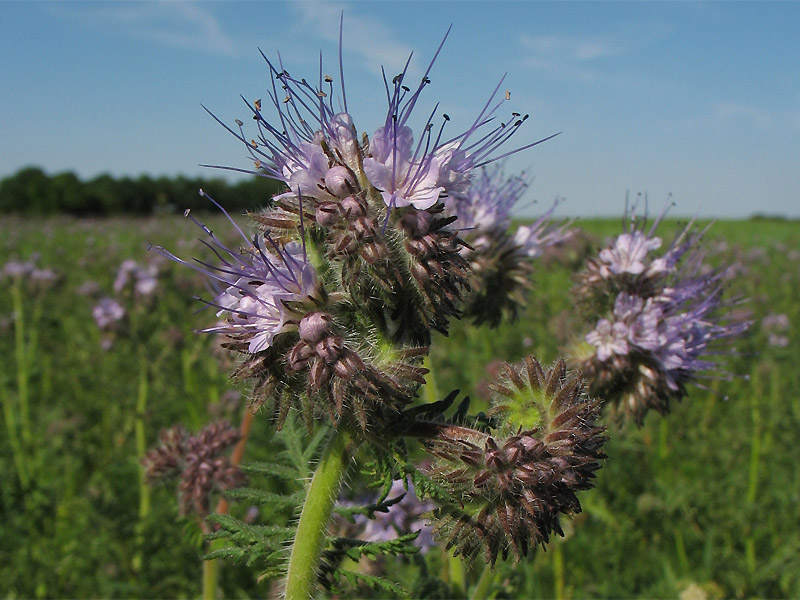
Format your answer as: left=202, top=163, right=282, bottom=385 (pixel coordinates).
left=426, top=357, right=606, bottom=565
left=142, top=421, right=246, bottom=518
left=156, top=26, right=554, bottom=435
left=572, top=208, right=750, bottom=424
left=445, top=165, right=573, bottom=325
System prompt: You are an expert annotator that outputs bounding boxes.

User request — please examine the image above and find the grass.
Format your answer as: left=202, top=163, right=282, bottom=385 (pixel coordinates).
left=1, top=214, right=798, bottom=598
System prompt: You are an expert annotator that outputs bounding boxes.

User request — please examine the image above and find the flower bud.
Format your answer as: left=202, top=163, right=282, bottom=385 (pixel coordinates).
left=324, top=165, right=356, bottom=198
left=299, top=312, right=332, bottom=343
left=427, top=357, right=606, bottom=565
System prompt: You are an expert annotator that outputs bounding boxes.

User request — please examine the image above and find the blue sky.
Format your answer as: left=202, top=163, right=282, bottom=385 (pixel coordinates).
left=1, top=1, right=799, bottom=218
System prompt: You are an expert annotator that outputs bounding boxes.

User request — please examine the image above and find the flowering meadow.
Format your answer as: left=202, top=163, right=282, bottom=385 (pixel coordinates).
left=1, top=213, right=797, bottom=598
left=2, top=23, right=800, bottom=600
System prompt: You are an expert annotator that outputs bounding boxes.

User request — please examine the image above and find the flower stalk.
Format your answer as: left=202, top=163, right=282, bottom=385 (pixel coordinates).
left=285, top=430, right=352, bottom=600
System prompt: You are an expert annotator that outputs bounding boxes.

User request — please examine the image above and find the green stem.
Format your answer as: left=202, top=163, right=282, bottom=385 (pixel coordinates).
left=12, top=284, right=32, bottom=451
left=449, top=553, right=466, bottom=597
left=203, top=557, right=219, bottom=600
left=285, top=430, right=351, bottom=600
left=469, top=563, right=496, bottom=600
left=133, top=359, right=150, bottom=574
left=553, top=541, right=564, bottom=600
left=3, top=283, right=30, bottom=488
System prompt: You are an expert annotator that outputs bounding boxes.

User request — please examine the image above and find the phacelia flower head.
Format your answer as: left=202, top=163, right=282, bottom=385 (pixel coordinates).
left=573, top=206, right=751, bottom=424
left=154, top=192, right=319, bottom=355
left=201, top=21, right=556, bottom=346
left=163, top=20, right=558, bottom=436
left=426, top=357, right=606, bottom=565
left=142, top=421, right=246, bottom=518
left=445, top=165, right=573, bottom=325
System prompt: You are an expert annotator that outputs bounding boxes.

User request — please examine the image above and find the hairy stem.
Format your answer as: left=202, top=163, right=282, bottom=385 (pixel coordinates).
left=470, top=563, right=496, bottom=600
left=285, top=430, right=351, bottom=600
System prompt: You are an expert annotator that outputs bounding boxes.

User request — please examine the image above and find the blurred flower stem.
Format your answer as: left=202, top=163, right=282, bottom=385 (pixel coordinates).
left=202, top=404, right=256, bottom=600
left=3, top=281, right=40, bottom=489
left=469, top=562, right=497, bottom=600
left=285, top=430, right=352, bottom=600
left=133, top=357, right=150, bottom=575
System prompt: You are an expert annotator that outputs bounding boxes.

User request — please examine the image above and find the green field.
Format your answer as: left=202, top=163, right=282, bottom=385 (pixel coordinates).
left=1, top=214, right=798, bottom=598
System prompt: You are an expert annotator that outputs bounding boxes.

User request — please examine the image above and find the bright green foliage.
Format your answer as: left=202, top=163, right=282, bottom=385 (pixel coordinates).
left=1, top=215, right=799, bottom=598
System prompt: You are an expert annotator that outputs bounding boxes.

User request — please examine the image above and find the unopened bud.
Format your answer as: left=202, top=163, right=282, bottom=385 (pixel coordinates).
left=299, top=312, right=332, bottom=343
left=315, top=202, right=339, bottom=227
left=324, top=165, right=355, bottom=198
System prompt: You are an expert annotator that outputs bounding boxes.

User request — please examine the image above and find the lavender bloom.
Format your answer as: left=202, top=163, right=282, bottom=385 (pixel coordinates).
left=597, top=230, right=667, bottom=277
left=585, top=317, right=630, bottom=361
left=444, top=165, right=573, bottom=325
left=114, top=259, right=159, bottom=297
left=2, top=259, right=35, bottom=279
left=153, top=196, right=318, bottom=354
left=92, top=297, right=126, bottom=330
left=761, top=313, right=790, bottom=348
left=350, top=479, right=436, bottom=554
left=205, top=24, right=555, bottom=218
left=575, top=207, right=751, bottom=423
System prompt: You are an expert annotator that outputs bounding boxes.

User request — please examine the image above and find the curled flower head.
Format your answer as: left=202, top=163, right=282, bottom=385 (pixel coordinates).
left=142, top=421, right=245, bottom=518
left=163, top=21, right=557, bottom=435
left=573, top=206, right=751, bottom=423
left=444, top=165, right=573, bottom=325
left=153, top=192, right=319, bottom=355
left=200, top=22, right=557, bottom=343
left=426, top=357, right=606, bottom=565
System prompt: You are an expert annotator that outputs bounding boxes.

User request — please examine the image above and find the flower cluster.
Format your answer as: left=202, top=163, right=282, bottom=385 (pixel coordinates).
left=2, top=255, right=59, bottom=292
left=425, top=357, right=606, bottom=565
left=445, top=165, right=573, bottom=324
left=142, top=421, right=245, bottom=518
left=157, top=29, right=553, bottom=434
left=113, top=258, right=159, bottom=298
left=573, top=209, right=750, bottom=423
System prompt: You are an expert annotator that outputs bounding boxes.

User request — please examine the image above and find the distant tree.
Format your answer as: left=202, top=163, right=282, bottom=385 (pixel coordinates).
left=0, top=166, right=286, bottom=215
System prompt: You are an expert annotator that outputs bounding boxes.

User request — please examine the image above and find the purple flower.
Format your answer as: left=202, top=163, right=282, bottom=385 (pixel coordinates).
left=576, top=206, right=751, bottom=423
left=586, top=317, right=630, bottom=361
left=154, top=194, right=318, bottom=354
left=2, top=259, right=35, bottom=279
left=114, top=259, right=159, bottom=297
left=205, top=24, right=555, bottom=216
left=353, top=479, right=436, bottom=554
left=93, top=297, right=126, bottom=330
left=597, top=230, right=666, bottom=277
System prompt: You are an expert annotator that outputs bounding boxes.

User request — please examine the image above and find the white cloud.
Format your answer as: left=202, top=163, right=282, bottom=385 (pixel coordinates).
left=49, top=1, right=242, bottom=58
left=517, top=33, right=625, bottom=83
left=289, top=2, right=415, bottom=77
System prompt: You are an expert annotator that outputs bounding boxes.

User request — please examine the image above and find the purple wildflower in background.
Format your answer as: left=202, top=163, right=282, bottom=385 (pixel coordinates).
left=353, top=479, right=436, bottom=554
left=762, top=313, right=790, bottom=348
left=114, top=259, right=159, bottom=297
left=576, top=206, right=751, bottom=423
left=2, top=259, right=35, bottom=279
left=92, top=297, right=126, bottom=330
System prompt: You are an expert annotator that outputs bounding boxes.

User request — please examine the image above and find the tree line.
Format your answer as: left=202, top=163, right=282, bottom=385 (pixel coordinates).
left=0, top=167, right=284, bottom=215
